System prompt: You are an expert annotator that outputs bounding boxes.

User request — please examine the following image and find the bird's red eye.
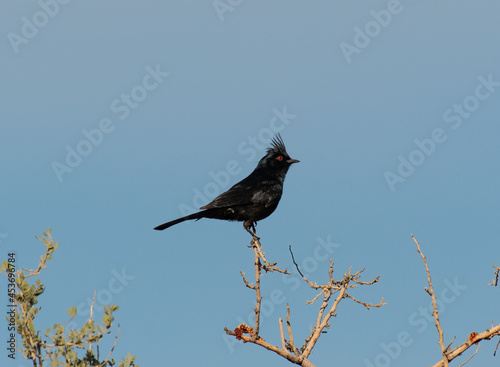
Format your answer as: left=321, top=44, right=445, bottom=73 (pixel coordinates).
left=276, top=155, right=283, bottom=161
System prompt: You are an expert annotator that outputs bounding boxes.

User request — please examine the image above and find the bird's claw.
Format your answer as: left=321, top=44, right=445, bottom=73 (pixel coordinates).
left=244, top=221, right=260, bottom=241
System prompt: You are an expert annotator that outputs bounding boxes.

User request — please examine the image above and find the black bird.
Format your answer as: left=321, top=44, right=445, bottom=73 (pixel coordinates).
left=154, top=134, right=299, bottom=236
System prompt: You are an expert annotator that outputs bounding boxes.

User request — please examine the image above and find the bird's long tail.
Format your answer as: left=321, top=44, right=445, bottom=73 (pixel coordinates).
left=154, top=212, right=204, bottom=231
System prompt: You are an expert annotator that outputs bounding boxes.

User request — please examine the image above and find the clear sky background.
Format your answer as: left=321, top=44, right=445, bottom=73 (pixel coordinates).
left=1, top=1, right=499, bottom=366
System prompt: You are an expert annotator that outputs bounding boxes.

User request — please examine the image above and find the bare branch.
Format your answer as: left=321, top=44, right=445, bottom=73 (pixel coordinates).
left=278, top=318, right=286, bottom=351
left=289, top=245, right=306, bottom=279
left=302, top=286, right=346, bottom=358
left=240, top=271, right=255, bottom=290
left=305, top=288, right=325, bottom=305
left=286, top=304, right=300, bottom=356
left=489, top=265, right=500, bottom=286
left=412, top=237, right=500, bottom=366
left=353, top=274, right=380, bottom=286
left=226, top=239, right=383, bottom=367
left=289, top=246, right=321, bottom=290
left=430, top=324, right=500, bottom=367
left=253, top=237, right=288, bottom=274
left=249, top=237, right=289, bottom=337
left=224, top=327, right=305, bottom=365
left=344, top=293, right=386, bottom=310
left=412, top=234, right=448, bottom=367
left=252, top=244, right=262, bottom=336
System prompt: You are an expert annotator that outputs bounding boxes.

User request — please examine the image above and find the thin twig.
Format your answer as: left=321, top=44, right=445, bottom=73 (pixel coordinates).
left=412, top=234, right=448, bottom=367
left=444, top=336, right=456, bottom=352
left=344, top=293, right=386, bottom=310
left=278, top=318, right=286, bottom=351
left=254, top=237, right=288, bottom=274
left=489, top=265, right=500, bottom=286
left=306, top=288, right=326, bottom=305
left=88, top=290, right=96, bottom=352
left=100, top=325, right=121, bottom=367
left=289, top=245, right=306, bottom=279
left=240, top=272, right=255, bottom=289
left=286, top=304, right=300, bottom=356
left=289, top=245, right=319, bottom=289
left=457, top=344, right=479, bottom=367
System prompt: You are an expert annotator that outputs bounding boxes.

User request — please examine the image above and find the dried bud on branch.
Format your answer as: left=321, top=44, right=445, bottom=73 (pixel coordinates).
left=234, top=324, right=254, bottom=342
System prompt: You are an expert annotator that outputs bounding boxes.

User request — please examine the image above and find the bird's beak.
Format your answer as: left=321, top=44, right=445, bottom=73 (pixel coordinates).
left=287, top=158, right=300, bottom=164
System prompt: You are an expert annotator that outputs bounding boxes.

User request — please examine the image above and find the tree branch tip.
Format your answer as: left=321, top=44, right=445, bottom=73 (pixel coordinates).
left=489, top=265, right=500, bottom=286
left=494, top=338, right=500, bottom=356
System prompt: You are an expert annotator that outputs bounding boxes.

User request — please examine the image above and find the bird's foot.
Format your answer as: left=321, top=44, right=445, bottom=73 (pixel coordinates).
left=244, top=221, right=259, bottom=241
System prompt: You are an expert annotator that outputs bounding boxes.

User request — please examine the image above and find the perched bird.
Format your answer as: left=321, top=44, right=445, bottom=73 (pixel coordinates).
left=154, top=134, right=299, bottom=236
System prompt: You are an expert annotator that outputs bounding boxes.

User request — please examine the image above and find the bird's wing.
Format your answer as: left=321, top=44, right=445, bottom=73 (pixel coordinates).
left=200, top=186, right=254, bottom=209
left=200, top=181, right=279, bottom=210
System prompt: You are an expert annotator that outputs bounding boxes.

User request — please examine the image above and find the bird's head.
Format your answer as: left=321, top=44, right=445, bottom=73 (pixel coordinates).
left=256, top=134, right=299, bottom=177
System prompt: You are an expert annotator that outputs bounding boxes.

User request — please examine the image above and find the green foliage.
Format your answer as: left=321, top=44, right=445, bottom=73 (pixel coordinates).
left=1, top=229, right=138, bottom=367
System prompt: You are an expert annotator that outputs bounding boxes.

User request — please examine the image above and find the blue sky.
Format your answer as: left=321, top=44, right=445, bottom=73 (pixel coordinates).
left=1, top=1, right=499, bottom=366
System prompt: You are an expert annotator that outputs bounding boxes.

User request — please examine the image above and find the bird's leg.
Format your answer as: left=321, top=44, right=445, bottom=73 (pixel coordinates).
left=242, top=221, right=287, bottom=274
left=244, top=221, right=259, bottom=240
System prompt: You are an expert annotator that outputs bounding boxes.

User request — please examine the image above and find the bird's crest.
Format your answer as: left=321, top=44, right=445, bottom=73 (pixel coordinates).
left=268, top=134, right=288, bottom=155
